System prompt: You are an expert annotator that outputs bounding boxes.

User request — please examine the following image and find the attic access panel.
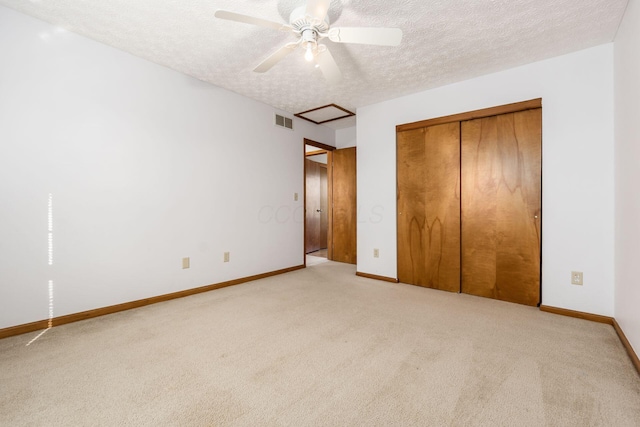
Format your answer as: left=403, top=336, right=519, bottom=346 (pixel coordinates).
left=295, top=104, right=355, bottom=125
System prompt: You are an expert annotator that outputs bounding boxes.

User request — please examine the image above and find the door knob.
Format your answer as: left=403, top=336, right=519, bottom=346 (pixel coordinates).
left=316, top=209, right=322, bottom=213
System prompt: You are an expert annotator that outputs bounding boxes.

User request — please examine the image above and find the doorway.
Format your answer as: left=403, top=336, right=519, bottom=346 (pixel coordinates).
left=306, top=151, right=329, bottom=256
left=305, top=140, right=333, bottom=265
left=303, top=138, right=357, bottom=267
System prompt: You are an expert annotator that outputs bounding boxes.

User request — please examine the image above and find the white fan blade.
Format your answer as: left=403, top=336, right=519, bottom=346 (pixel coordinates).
left=254, top=43, right=298, bottom=73
left=316, top=47, right=342, bottom=84
left=305, top=0, right=330, bottom=23
left=214, top=10, right=290, bottom=31
left=328, top=27, right=403, bottom=46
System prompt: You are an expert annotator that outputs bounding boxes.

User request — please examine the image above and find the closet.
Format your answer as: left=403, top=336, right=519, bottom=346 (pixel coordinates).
left=396, top=100, right=542, bottom=306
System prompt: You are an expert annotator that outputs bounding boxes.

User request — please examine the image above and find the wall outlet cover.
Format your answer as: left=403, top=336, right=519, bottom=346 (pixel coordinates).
left=571, top=271, right=583, bottom=285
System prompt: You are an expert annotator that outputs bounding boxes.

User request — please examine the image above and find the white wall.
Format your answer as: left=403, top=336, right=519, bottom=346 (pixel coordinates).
left=614, top=0, right=640, bottom=355
left=335, top=126, right=357, bottom=149
left=307, top=154, right=328, bottom=164
left=0, top=6, right=334, bottom=329
left=357, top=44, right=615, bottom=316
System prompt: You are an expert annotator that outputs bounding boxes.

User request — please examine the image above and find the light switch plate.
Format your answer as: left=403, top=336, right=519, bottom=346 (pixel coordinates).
left=182, top=257, right=190, bottom=269
left=224, top=252, right=230, bottom=263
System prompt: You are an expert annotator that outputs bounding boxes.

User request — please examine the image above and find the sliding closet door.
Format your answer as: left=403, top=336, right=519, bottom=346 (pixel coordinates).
left=461, top=108, right=542, bottom=306
left=397, top=122, right=461, bottom=291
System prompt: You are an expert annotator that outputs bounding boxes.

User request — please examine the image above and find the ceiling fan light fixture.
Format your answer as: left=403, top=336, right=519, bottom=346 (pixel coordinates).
left=305, top=43, right=315, bottom=62
left=301, top=28, right=318, bottom=62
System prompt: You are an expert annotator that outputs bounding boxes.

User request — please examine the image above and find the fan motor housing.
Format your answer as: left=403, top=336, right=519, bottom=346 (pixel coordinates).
left=289, top=5, right=330, bottom=33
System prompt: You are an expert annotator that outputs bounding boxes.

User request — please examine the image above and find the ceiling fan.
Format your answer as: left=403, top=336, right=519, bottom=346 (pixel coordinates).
left=214, top=0, right=403, bottom=84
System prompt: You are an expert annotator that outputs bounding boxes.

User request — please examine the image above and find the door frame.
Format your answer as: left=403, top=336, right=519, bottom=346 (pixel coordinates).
left=303, top=138, right=335, bottom=265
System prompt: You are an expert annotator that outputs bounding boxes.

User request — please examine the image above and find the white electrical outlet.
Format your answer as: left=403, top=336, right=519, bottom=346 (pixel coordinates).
left=373, top=248, right=379, bottom=258
left=182, top=257, right=190, bottom=269
left=294, top=192, right=299, bottom=201
left=571, top=271, right=583, bottom=285
left=224, top=252, right=230, bottom=263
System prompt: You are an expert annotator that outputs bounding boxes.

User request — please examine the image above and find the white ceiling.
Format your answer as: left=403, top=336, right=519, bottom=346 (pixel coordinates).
left=0, top=0, right=628, bottom=130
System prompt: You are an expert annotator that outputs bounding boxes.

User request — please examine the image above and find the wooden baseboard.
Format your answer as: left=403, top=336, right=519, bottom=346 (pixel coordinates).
left=0, top=319, right=51, bottom=340
left=612, top=319, right=640, bottom=375
left=356, top=271, right=399, bottom=283
left=0, top=265, right=304, bottom=340
left=539, top=305, right=614, bottom=325
left=540, top=305, right=640, bottom=376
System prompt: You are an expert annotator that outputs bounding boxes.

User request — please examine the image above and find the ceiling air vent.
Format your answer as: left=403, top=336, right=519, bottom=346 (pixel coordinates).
left=275, top=114, right=293, bottom=130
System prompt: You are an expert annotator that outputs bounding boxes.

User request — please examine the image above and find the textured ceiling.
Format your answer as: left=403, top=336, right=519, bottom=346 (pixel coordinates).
left=0, top=0, right=628, bottom=129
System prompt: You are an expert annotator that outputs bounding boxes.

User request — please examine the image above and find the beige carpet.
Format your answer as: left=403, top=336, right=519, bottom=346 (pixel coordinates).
left=306, top=254, right=329, bottom=266
left=1, top=261, right=639, bottom=426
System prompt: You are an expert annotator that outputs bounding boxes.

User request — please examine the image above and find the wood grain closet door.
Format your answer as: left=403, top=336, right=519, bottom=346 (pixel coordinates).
left=319, top=165, right=328, bottom=249
left=461, top=108, right=541, bottom=306
left=332, top=147, right=357, bottom=264
left=305, top=159, right=321, bottom=253
left=397, top=122, right=461, bottom=291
